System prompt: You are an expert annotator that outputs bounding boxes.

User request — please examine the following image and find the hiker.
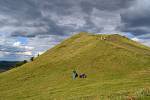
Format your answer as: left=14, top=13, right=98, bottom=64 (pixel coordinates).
left=72, top=70, right=78, bottom=80
left=79, top=73, right=87, bottom=78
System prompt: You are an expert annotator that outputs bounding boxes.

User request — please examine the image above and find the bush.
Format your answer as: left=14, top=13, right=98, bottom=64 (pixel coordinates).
left=30, top=57, right=34, bottom=61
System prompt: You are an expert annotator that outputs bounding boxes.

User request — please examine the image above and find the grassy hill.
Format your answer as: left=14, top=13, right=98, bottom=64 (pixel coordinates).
left=0, top=32, right=150, bottom=100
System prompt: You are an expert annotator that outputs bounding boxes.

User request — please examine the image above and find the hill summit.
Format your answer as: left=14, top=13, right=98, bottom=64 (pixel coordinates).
left=0, top=32, right=150, bottom=100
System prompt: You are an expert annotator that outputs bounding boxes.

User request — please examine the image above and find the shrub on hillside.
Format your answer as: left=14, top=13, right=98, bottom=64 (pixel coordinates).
left=30, top=57, right=34, bottom=61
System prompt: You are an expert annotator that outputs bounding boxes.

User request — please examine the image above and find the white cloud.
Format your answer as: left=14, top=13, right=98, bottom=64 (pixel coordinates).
left=23, top=46, right=34, bottom=50
left=49, top=12, right=86, bottom=29
left=131, top=37, right=150, bottom=46
left=38, top=51, right=44, bottom=55
left=131, top=37, right=140, bottom=41
left=0, top=0, right=150, bottom=61
left=34, top=51, right=45, bottom=57
left=13, top=41, right=21, bottom=47
left=139, top=39, right=150, bottom=46
left=13, top=41, right=34, bottom=50
left=16, top=51, right=32, bottom=56
left=90, top=8, right=121, bottom=33
left=0, top=51, right=10, bottom=57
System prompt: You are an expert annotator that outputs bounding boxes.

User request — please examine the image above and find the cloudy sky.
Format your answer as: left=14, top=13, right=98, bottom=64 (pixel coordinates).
left=0, top=0, right=150, bottom=61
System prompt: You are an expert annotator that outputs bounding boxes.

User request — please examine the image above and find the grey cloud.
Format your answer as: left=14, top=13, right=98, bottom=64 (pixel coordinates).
left=120, top=0, right=150, bottom=36
left=0, top=0, right=135, bottom=38
left=0, top=0, right=41, bottom=20
left=137, top=34, right=150, bottom=39
left=0, top=43, right=34, bottom=61
left=80, top=0, right=134, bottom=14
left=0, top=53, right=31, bottom=61
left=0, top=44, right=31, bottom=53
left=0, top=0, right=150, bottom=61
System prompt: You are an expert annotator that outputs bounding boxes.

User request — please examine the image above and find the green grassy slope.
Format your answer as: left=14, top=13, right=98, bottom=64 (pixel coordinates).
left=0, top=32, right=150, bottom=100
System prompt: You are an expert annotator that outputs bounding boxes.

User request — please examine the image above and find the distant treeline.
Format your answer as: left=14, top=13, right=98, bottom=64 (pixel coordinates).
left=0, top=56, right=38, bottom=72
left=0, top=60, right=27, bottom=72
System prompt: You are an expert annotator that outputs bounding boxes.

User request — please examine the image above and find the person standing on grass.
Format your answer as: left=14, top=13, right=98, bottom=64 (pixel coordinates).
left=72, top=70, right=78, bottom=80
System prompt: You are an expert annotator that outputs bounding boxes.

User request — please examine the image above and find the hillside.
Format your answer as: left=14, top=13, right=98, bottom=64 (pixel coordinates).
left=0, top=32, right=150, bottom=100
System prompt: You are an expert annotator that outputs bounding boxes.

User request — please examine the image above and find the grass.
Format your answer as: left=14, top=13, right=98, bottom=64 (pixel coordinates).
left=0, top=32, right=150, bottom=100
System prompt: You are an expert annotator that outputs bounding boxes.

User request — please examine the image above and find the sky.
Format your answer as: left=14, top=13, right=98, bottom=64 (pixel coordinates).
left=0, top=0, right=150, bottom=61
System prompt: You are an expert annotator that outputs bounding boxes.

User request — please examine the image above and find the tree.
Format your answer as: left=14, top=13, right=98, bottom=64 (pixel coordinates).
left=30, top=57, right=34, bottom=61
left=23, top=60, right=27, bottom=63
left=13, top=60, right=27, bottom=68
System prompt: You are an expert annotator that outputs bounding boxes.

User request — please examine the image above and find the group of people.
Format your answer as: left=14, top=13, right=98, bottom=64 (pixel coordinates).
left=72, top=70, right=87, bottom=80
